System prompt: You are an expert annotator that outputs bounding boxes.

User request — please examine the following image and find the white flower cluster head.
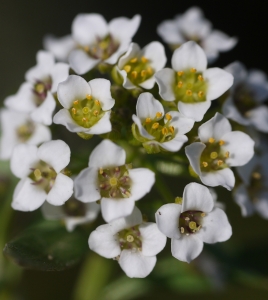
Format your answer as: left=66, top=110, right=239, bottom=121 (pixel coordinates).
left=1, top=7, right=266, bottom=278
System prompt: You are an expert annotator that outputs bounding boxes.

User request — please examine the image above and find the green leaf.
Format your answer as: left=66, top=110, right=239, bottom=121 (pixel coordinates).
left=3, top=220, right=88, bottom=271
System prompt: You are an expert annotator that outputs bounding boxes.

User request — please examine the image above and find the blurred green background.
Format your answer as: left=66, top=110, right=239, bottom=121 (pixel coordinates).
left=1, top=0, right=268, bottom=299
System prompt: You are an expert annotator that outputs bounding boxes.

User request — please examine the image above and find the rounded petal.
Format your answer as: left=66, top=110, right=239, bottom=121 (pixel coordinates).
left=222, top=97, right=250, bottom=126
left=46, top=174, right=73, bottom=206
left=28, top=123, right=51, bottom=146
left=69, top=49, right=100, bottom=75
left=198, top=113, right=232, bottom=142
left=157, top=135, right=188, bottom=152
left=233, top=184, right=254, bottom=217
left=199, top=207, right=232, bottom=243
left=203, top=30, right=237, bottom=52
left=12, top=178, right=46, bottom=211
left=178, top=100, right=211, bottom=122
left=136, top=92, right=164, bottom=121
left=204, top=68, right=234, bottom=101
left=142, top=41, right=166, bottom=71
left=119, top=69, right=137, bottom=90
left=171, top=41, right=207, bottom=72
left=89, top=139, right=126, bottom=169
left=83, top=111, right=112, bottom=135
left=200, top=168, right=235, bottom=191
left=37, top=140, right=70, bottom=173
left=248, top=106, right=268, bottom=133
left=171, top=235, right=203, bottom=263
left=185, top=142, right=206, bottom=176
left=53, top=108, right=85, bottom=132
left=182, top=182, right=214, bottom=213
left=236, top=155, right=258, bottom=185
left=89, top=224, right=121, bottom=259
left=168, top=111, right=195, bottom=135
left=118, top=43, right=140, bottom=69
left=119, top=250, right=156, bottom=278
left=57, top=75, right=91, bottom=109
left=222, top=131, right=255, bottom=166
left=50, top=63, right=70, bottom=93
left=224, top=61, right=247, bottom=85
left=155, top=68, right=176, bottom=101
left=157, top=20, right=185, bottom=44
left=132, top=115, right=154, bottom=140
left=155, top=203, right=181, bottom=239
left=139, top=77, right=156, bottom=90
left=74, top=167, right=100, bottom=203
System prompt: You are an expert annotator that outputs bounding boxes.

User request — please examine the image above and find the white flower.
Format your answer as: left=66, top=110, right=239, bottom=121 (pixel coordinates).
left=10, top=140, right=73, bottom=211
left=185, top=113, right=255, bottom=190
left=157, top=7, right=237, bottom=63
left=117, top=42, right=166, bottom=90
left=0, top=108, right=51, bottom=160
left=222, top=61, right=268, bottom=133
left=234, top=154, right=268, bottom=219
left=132, top=92, right=194, bottom=153
left=4, top=51, right=69, bottom=125
left=41, top=196, right=100, bottom=232
left=53, top=75, right=115, bottom=136
left=89, top=206, right=166, bottom=278
left=74, top=139, right=155, bottom=222
left=66, top=14, right=141, bottom=74
left=156, top=182, right=232, bottom=263
left=155, top=41, right=233, bottom=121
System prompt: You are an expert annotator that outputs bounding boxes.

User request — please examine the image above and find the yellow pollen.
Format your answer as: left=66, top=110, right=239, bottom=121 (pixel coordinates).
left=141, top=56, right=148, bottom=63
left=210, top=152, right=218, bottom=159
left=82, top=117, right=87, bottom=122
left=190, top=68, right=197, bottom=73
left=131, top=71, right=138, bottom=79
left=130, top=57, right=137, bottom=63
left=180, top=227, right=185, bottom=233
left=83, top=46, right=89, bottom=52
left=141, top=70, right=147, bottom=77
left=34, top=169, right=42, bottom=180
left=147, top=67, right=153, bottom=75
left=177, top=71, right=184, bottom=76
left=35, top=83, right=45, bottom=93
left=82, top=107, right=89, bottom=114
left=252, top=172, right=261, bottom=179
left=73, top=100, right=79, bottom=105
left=109, top=177, right=118, bottom=186
left=165, top=113, right=172, bottom=121
left=93, top=110, right=99, bottom=116
left=201, top=212, right=206, bottom=217
left=225, top=151, right=230, bottom=158
left=209, top=137, right=215, bottom=143
left=125, top=191, right=131, bottom=197
left=99, top=168, right=103, bottom=174
left=95, top=100, right=100, bottom=106
left=202, top=161, right=208, bottom=167
left=175, top=197, right=183, bottom=204
left=145, top=118, right=151, bottom=123
left=71, top=108, right=77, bottom=115
left=217, top=160, right=223, bottom=166
left=124, top=65, right=131, bottom=73
left=156, top=112, right=163, bottom=118
left=126, top=235, right=134, bottom=242
left=152, top=122, right=159, bottom=129
left=186, top=90, right=192, bottom=96
left=177, top=81, right=183, bottom=88
left=198, top=91, right=204, bottom=98
left=162, top=127, right=168, bottom=135
left=86, top=94, right=92, bottom=100
left=198, top=75, right=204, bottom=81
left=219, top=140, right=225, bottom=146
left=169, top=126, right=174, bottom=133
left=189, top=221, right=197, bottom=230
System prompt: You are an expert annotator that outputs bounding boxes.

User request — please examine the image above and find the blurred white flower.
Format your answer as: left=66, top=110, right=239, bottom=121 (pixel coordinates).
left=89, top=206, right=166, bottom=278
left=156, top=182, right=232, bottom=263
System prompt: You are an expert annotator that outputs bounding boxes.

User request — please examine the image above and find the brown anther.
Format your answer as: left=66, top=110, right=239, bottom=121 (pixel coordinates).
left=217, top=160, right=223, bottom=166
left=225, top=151, right=230, bottom=158
left=177, top=81, right=183, bottom=88
left=209, top=137, right=215, bottom=143
left=73, top=100, right=79, bottom=105
left=219, top=140, right=225, bottom=146
left=198, top=91, right=204, bottom=98
left=202, top=162, right=208, bottom=167
left=169, top=126, right=175, bottom=133
left=190, top=68, right=197, bottom=73
left=198, top=75, right=204, bottom=81
left=124, top=65, right=131, bottom=73
left=177, top=71, right=184, bottom=76
left=82, top=117, right=87, bottom=122
left=71, top=108, right=77, bottom=115
left=145, top=118, right=151, bottom=123
left=156, top=112, right=163, bottom=118
left=141, top=56, right=148, bottom=63
left=152, top=122, right=159, bottom=129
left=162, top=127, right=169, bottom=135
left=131, top=71, right=138, bottom=79
left=165, top=113, right=172, bottom=121
left=186, top=89, right=192, bottom=96
left=130, top=57, right=137, bottom=63
left=86, top=94, right=92, bottom=100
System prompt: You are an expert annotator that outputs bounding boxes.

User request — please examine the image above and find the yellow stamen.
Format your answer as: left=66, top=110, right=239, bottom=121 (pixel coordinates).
left=99, top=168, right=103, bottom=174
left=177, top=81, right=183, bottom=88
left=225, top=151, right=230, bottom=158
left=34, top=169, right=42, bottom=180
left=198, top=91, right=204, bottom=98
left=125, top=191, right=131, bottom=197
left=169, top=126, right=174, bottom=133
left=95, top=100, right=100, bottom=106
left=145, top=118, right=151, bottom=123
left=141, top=70, right=147, bottom=77
left=124, top=65, right=131, bottom=73
left=175, top=197, right=183, bottom=204
left=210, top=152, right=218, bottom=159
left=177, top=71, right=184, bottom=76
left=217, top=160, right=223, bottom=166
left=180, top=227, right=185, bottom=233
left=165, top=113, right=172, bottom=121
left=86, top=94, right=92, bottom=100
left=115, top=167, right=120, bottom=172
left=198, top=75, right=204, bottom=81
left=152, top=122, right=159, bottom=129
left=82, top=117, right=87, bottom=122
left=93, top=110, right=99, bottom=116
left=252, top=172, right=261, bottom=179
left=201, top=212, right=206, bottom=217
left=73, top=100, right=79, bottom=105
left=127, top=235, right=134, bottom=242
left=219, top=140, right=225, bottom=146
left=141, top=56, right=148, bottom=63
left=162, top=127, right=168, bottom=135
left=156, top=112, right=163, bottom=118
left=190, top=68, right=197, bottom=73
left=209, top=137, right=215, bottom=143
left=185, top=217, right=190, bottom=221
left=130, top=57, right=137, bottom=63
left=202, top=162, right=208, bottom=167
left=147, top=67, right=153, bottom=75
left=82, top=107, right=89, bottom=114
left=131, top=71, right=138, bottom=79
left=189, top=221, right=197, bottom=230
left=71, top=108, right=77, bottom=115
left=186, top=90, right=192, bottom=96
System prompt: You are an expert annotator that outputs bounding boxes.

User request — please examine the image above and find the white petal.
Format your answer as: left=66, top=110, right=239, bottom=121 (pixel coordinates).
left=178, top=100, right=211, bottom=122
left=142, top=41, right=166, bottom=71
left=53, top=108, right=82, bottom=132
left=168, top=111, right=195, bottom=135
left=224, top=61, right=247, bottom=85
left=171, top=235, right=203, bottom=263
left=109, top=15, right=141, bottom=41
left=171, top=41, right=207, bottom=72
left=139, top=223, right=167, bottom=256
left=198, top=113, right=232, bottom=142
left=89, top=79, right=115, bottom=111
left=10, top=144, right=39, bottom=178
left=28, top=123, right=51, bottom=146
left=57, top=75, right=91, bottom=109
left=185, top=142, right=206, bottom=176
left=182, top=182, right=214, bottom=213
left=101, top=197, right=135, bottom=223
left=89, top=139, right=126, bottom=169
left=155, top=68, right=176, bottom=101
left=236, top=156, right=258, bottom=185
left=204, top=68, right=234, bottom=101
left=37, top=140, right=70, bottom=173
left=222, top=131, right=255, bottom=166
left=119, top=250, right=156, bottom=278
left=155, top=203, right=181, bottom=239
left=69, top=49, right=100, bottom=75
left=233, top=184, right=254, bottom=217
left=203, top=30, right=237, bottom=52
left=118, top=43, right=140, bottom=69
left=120, top=69, right=137, bottom=90
left=200, top=168, right=235, bottom=191
left=139, top=77, right=156, bottom=90
left=200, top=208, right=232, bottom=243
left=50, top=63, right=70, bottom=93
left=153, top=135, right=188, bottom=152
left=136, top=92, right=164, bottom=121
left=89, top=224, right=121, bottom=259
left=132, top=115, right=154, bottom=140
left=222, top=97, right=250, bottom=126
left=74, top=167, right=100, bottom=203
left=248, top=106, right=268, bottom=133
left=12, top=178, right=46, bottom=211
left=104, top=38, right=131, bottom=65
left=30, top=92, right=56, bottom=126
left=157, top=20, right=185, bottom=44
left=84, top=111, right=112, bottom=135
left=46, top=174, right=73, bottom=206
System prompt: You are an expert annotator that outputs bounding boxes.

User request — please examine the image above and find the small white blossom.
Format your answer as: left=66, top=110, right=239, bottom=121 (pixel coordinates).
left=132, top=92, right=194, bottom=153
left=117, top=42, right=166, bottom=90
left=157, top=7, right=237, bottom=63
left=222, top=61, right=268, bottom=133
left=53, top=75, right=115, bottom=136
left=185, top=113, right=255, bottom=190
left=156, top=182, right=232, bottom=263
left=10, top=140, right=73, bottom=211
left=155, top=41, right=233, bottom=121
left=89, top=206, right=166, bottom=278
left=74, top=139, right=155, bottom=222
left=0, top=108, right=51, bottom=160
left=4, top=51, right=69, bottom=125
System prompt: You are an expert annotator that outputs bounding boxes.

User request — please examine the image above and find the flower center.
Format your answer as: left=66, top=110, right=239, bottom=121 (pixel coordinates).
left=233, top=83, right=258, bottom=116
left=98, top=164, right=132, bottom=199
left=28, top=161, right=57, bottom=193
left=82, top=34, right=119, bottom=60
left=173, top=68, right=208, bottom=103
left=122, top=56, right=154, bottom=85
left=117, top=225, right=142, bottom=251
left=69, top=95, right=105, bottom=128
left=179, top=210, right=205, bottom=235
left=33, top=77, right=52, bottom=106
left=200, top=138, right=230, bottom=172
left=63, top=197, right=87, bottom=217
left=16, top=121, right=35, bottom=142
